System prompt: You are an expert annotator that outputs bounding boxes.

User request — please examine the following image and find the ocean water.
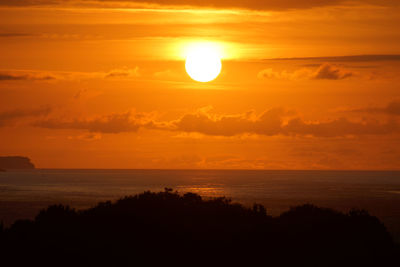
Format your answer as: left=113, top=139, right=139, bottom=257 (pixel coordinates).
left=1, top=169, right=400, bottom=241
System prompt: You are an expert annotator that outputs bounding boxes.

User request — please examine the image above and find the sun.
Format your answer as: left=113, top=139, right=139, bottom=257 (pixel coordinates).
left=185, top=43, right=222, bottom=82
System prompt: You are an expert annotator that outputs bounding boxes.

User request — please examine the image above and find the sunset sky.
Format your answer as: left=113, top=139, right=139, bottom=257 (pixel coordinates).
left=1, top=0, right=400, bottom=169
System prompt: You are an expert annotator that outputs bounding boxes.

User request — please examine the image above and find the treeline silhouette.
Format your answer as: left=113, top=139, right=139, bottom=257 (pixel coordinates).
left=1, top=189, right=398, bottom=266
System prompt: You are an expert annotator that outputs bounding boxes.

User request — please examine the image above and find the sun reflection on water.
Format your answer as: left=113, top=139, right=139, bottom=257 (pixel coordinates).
left=176, top=185, right=227, bottom=198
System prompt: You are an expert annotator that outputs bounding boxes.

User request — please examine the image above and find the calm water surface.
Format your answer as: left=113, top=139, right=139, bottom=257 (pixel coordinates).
left=1, top=169, right=400, bottom=240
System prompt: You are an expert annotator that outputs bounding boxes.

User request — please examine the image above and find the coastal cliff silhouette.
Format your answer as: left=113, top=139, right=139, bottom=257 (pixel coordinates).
left=0, top=156, right=35, bottom=170
left=1, top=189, right=398, bottom=266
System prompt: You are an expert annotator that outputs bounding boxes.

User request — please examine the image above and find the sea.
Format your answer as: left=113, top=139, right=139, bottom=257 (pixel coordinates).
left=1, top=169, right=400, bottom=241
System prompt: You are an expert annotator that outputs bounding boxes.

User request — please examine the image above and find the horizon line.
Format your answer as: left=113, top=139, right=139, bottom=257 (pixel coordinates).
left=24, top=168, right=400, bottom=172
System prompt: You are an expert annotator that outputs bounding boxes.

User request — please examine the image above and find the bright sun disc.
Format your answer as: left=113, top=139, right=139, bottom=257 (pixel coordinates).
left=185, top=44, right=222, bottom=82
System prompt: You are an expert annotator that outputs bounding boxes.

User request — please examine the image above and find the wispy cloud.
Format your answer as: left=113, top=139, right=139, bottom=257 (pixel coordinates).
left=104, top=67, right=140, bottom=79
left=0, top=106, right=51, bottom=127
left=67, top=133, right=102, bottom=141
left=267, top=55, right=400, bottom=62
left=0, top=33, right=33, bottom=38
left=0, top=0, right=397, bottom=10
left=0, top=72, right=56, bottom=81
left=0, top=68, right=141, bottom=82
left=348, top=101, right=400, bottom=116
left=258, top=63, right=354, bottom=81
left=33, top=111, right=142, bottom=134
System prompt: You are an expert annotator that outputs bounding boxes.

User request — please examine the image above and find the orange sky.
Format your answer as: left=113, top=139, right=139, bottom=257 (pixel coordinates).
left=1, top=0, right=400, bottom=169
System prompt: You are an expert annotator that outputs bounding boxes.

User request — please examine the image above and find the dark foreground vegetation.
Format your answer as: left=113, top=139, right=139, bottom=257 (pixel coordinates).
left=1, top=189, right=399, bottom=266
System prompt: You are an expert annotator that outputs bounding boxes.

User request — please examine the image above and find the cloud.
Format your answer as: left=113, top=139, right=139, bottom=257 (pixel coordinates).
left=110, top=0, right=345, bottom=10
left=268, top=55, right=400, bottom=62
left=153, top=69, right=180, bottom=80
left=257, top=68, right=315, bottom=80
left=33, top=111, right=142, bottom=133
left=386, top=102, right=400, bottom=115
left=0, top=72, right=56, bottom=81
left=1, top=0, right=397, bottom=10
left=0, top=68, right=141, bottom=82
left=104, top=67, right=140, bottom=79
left=257, top=68, right=312, bottom=80
left=258, top=63, right=353, bottom=81
left=314, top=63, right=353, bottom=80
left=67, top=133, right=102, bottom=141
left=168, top=107, right=399, bottom=137
left=283, top=117, right=398, bottom=137
left=0, top=0, right=55, bottom=6
left=0, top=33, right=33, bottom=37
left=73, top=88, right=103, bottom=100
left=0, top=74, right=28, bottom=81
left=0, top=106, right=52, bottom=127
left=31, top=104, right=400, bottom=137
left=349, top=101, right=400, bottom=116
left=169, top=107, right=286, bottom=136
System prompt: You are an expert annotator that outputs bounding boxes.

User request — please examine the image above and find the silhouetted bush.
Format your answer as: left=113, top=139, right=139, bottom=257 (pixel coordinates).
left=1, top=189, right=398, bottom=266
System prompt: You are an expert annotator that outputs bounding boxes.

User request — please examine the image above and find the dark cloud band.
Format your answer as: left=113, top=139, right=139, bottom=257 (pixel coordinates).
left=0, top=0, right=397, bottom=10
left=32, top=105, right=400, bottom=137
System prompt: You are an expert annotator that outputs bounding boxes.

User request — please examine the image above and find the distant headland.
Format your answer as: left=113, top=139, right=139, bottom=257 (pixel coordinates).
left=0, top=156, right=35, bottom=170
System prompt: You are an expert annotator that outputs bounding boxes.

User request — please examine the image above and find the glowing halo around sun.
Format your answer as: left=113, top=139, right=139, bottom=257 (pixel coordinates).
left=185, top=43, right=222, bottom=82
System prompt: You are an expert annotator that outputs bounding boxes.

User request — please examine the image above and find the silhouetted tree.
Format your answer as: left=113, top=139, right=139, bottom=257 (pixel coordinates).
left=0, top=190, right=398, bottom=267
